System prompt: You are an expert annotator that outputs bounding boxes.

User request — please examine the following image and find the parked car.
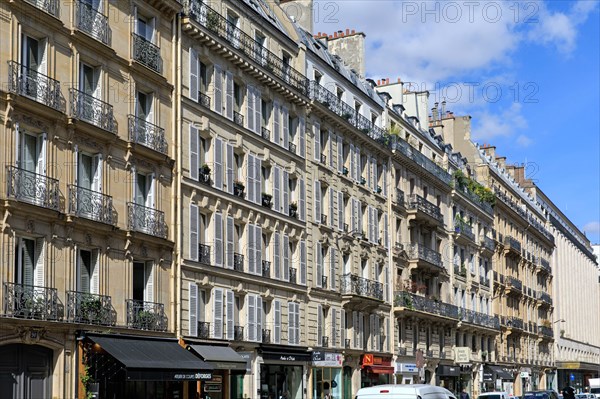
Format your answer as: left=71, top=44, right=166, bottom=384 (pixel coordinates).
left=355, top=384, right=457, bottom=399
left=575, top=394, right=595, bottom=399
left=478, top=392, right=510, bottom=399
left=524, top=390, right=561, bottom=399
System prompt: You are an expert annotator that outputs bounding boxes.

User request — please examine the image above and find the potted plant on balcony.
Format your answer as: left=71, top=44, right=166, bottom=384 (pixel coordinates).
left=136, top=310, right=158, bottom=329
left=342, top=112, right=352, bottom=120
left=233, top=180, right=245, bottom=197
left=80, top=296, right=102, bottom=323
left=289, top=202, right=298, bottom=218
left=23, top=295, right=45, bottom=318
left=261, top=192, right=272, bottom=208
left=200, top=164, right=211, bottom=184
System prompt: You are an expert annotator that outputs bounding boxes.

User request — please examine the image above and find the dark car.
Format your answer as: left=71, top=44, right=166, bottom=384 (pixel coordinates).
left=524, top=391, right=561, bottom=399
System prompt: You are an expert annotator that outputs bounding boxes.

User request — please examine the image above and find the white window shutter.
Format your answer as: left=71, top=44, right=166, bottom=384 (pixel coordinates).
left=384, top=264, right=389, bottom=302
left=189, top=282, right=198, bottom=336
left=14, top=123, right=21, bottom=167
left=317, top=304, right=323, bottom=346
left=189, top=47, right=198, bottom=101
left=247, top=224, right=255, bottom=274
left=256, top=296, right=263, bottom=342
left=273, top=102, right=280, bottom=144
left=190, top=125, right=199, bottom=180
left=300, top=240, right=307, bottom=285
left=328, top=129, right=334, bottom=168
left=351, top=197, right=357, bottom=233
left=314, top=180, right=321, bottom=223
left=329, top=188, right=334, bottom=227
left=226, top=216, right=234, bottom=269
left=383, top=164, right=388, bottom=196
left=248, top=294, right=256, bottom=341
left=246, top=86, right=255, bottom=131
left=144, top=262, right=153, bottom=302
left=349, top=143, right=355, bottom=180
left=273, top=166, right=281, bottom=212
left=214, top=212, right=223, bottom=267
left=274, top=232, right=281, bottom=279
left=330, top=247, right=337, bottom=290
left=337, top=135, right=343, bottom=173
left=357, top=200, right=363, bottom=234
left=288, top=302, right=295, bottom=345
left=255, top=225, right=262, bottom=276
left=145, top=173, right=155, bottom=208
left=226, top=289, right=234, bottom=340
left=294, top=303, right=300, bottom=344
left=313, top=122, right=321, bottom=161
left=213, top=65, right=222, bottom=114
left=225, top=71, right=233, bottom=120
left=282, top=106, right=289, bottom=149
left=299, top=178, right=306, bottom=221
left=341, top=309, right=346, bottom=345
left=247, top=154, right=254, bottom=204
left=37, top=133, right=47, bottom=175
left=93, top=154, right=103, bottom=192
left=254, top=158, right=261, bottom=204
left=355, top=147, right=361, bottom=181
left=316, top=241, right=322, bottom=287
left=283, top=234, right=290, bottom=281
left=384, top=212, right=389, bottom=249
left=255, top=88, right=262, bottom=134
left=331, top=308, right=337, bottom=347
left=190, top=203, right=199, bottom=261
left=367, top=157, right=372, bottom=189
left=226, top=142, right=233, bottom=194
left=353, top=310, right=359, bottom=348
left=274, top=300, right=281, bottom=344
left=369, top=314, right=375, bottom=350
left=282, top=170, right=289, bottom=216
left=337, top=191, right=344, bottom=231
left=368, top=206, right=374, bottom=243
left=213, top=137, right=223, bottom=190
left=298, top=116, right=306, bottom=158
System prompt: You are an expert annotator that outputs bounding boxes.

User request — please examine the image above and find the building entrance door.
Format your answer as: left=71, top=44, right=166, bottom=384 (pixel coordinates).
left=0, top=344, right=53, bottom=399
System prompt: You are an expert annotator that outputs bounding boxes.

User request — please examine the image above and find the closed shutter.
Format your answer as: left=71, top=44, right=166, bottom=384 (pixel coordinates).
left=298, top=116, right=305, bottom=158
left=337, top=135, right=343, bottom=173
left=313, top=122, right=320, bottom=161
left=254, top=157, right=261, bottom=204
left=282, top=170, right=289, bottom=216
left=15, top=123, right=21, bottom=167
left=254, top=88, right=262, bottom=133
left=255, top=225, right=262, bottom=276
left=213, top=65, right=222, bottom=114
left=355, top=146, right=360, bottom=181
left=34, top=238, right=44, bottom=287
left=190, top=203, right=199, bottom=261
left=144, top=262, right=153, bottom=302
left=341, top=309, right=346, bottom=346
left=368, top=206, right=374, bottom=243
left=383, top=164, right=388, bottom=196
left=299, top=178, right=306, bottom=221
left=353, top=311, right=359, bottom=348
left=282, top=107, right=289, bottom=149
left=213, top=137, right=223, bottom=190
left=256, top=296, right=263, bottom=342
left=331, top=308, right=337, bottom=347
left=273, top=102, right=280, bottom=145
left=369, top=314, right=375, bottom=350
left=328, top=129, right=334, bottom=168
left=274, top=300, right=281, bottom=344
left=189, top=47, right=198, bottom=101
left=283, top=235, right=289, bottom=281
left=273, top=166, right=281, bottom=212
left=349, top=143, right=355, bottom=180
left=358, top=312, right=364, bottom=349
left=384, top=264, right=389, bottom=302
left=316, top=242, right=322, bottom=287
left=226, top=289, right=234, bottom=340
left=248, top=294, right=256, bottom=341
left=225, top=142, right=233, bottom=194
left=288, top=302, right=295, bottom=345
left=92, top=154, right=103, bottom=192
left=247, top=224, right=255, bottom=274
left=36, top=133, right=47, bottom=175
left=351, top=197, right=357, bottom=233
left=246, top=86, right=254, bottom=131
left=330, top=247, right=337, bottom=290
left=317, top=304, right=323, bottom=346
left=189, top=125, right=199, bottom=180
left=214, top=213, right=223, bottom=267
left=189, top=282, right=198, bottom=336
left=226, top=216, right=234, bottom=269
left=274, top=232, right=281, bottom=279
left=337, top=191, right=344, bottom=231
left=247, top=154, right=254, bottom=204
left=357, top=200, right=362, bottom=235
left=145, top=173, right=155, bottom=208
left=225, top=71, right=233, bottom=120
left=77, top=250, right=89, bottom=293
left=314, top=180, right=321, bottom=223
left=374, top=316, right=380, bottom=350
left=300, top=240, right=307, bottom=285
left=383, top=212, right=389, bottom=249
left=329, top=187, right=334, bottom=227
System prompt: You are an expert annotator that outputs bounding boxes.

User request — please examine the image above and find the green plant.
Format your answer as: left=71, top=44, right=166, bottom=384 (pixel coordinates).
left=289, top=202, right=298, bottom=210
left=80, top=364, right=95, bottom=399
left=80, top=296, right=102, bottom=321
left=137, top=310, right=157, bottom=328
left=206, top=11, right=220, bottom=30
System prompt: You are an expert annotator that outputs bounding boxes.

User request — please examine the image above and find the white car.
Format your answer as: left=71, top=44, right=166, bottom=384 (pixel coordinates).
left=478, top=392, right=510, bottom=399
left=355, top=384, right=457, bottom=399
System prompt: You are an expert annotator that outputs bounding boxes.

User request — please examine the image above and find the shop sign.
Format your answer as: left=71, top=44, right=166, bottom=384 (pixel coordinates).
left=172, top=372, right=212, bottom=381
left=454, top=347, right=471, bottom=364
left=238, top=351, right=253, bottom=371
left=261, top=352, right=312, bottom=362
left=363, top=354, right=374, bottom=366
left=312, top=352, right=343, bottom=367
left=562, top=363, right=580, bottom=369
left=396, top=363, right=418, bottom=374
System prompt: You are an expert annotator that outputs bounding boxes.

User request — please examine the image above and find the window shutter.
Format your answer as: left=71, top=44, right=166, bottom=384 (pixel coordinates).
left=351, top=197, right=357, bottom=233
left=353, top=311, right=359, bottom=348
left=92, top=154, right=103, bottom=192
left=189, top=125, right=199, bottom=180
left=330, top=247, right=337, bottom=290
left=190, top=203, right=198, bottom=261
left=225, top=71, right=234, bottom=120
left=317, top=304, right=323, bottom=346
left=14, top=123, right=21, bottom=167
left=213, top=213, right=223, bottom=267
left=331, top=308, right=337, bottom=347
left=337, top=191, right=344, bottom=231
left=273, top=166, right=281, bottom=212
left=282, top=106, right=289, bottom=149
left=288, top=302, right=295, bottom=345
left=384, top=212, right=389, bottom=249
left=274, top=232, right=281, bottom=279
left=144, top=262, right=154, bottom=302
left=314, top=180, right=321, bottom=223
left=329, top=187, right=334, bottom=227
left=254, top=157, right=261, bottom=204
left=368, top=206, right=374, bottom=243
left=299, top=178, right=306, bottom=221
left=256, top=296, right=263, bottom=342
left=248, top=294, right=256, bottom=341
left=247, top=86, right=255, bottom=131
left=337, top=135, right=343, bottom=173
left=328, top=129, right=334, bottom=168
left=36, top=133, right=47, bottom=175
left=374, top=315, right=380, bottom=350
left=313, top=122, right=321, bottom=161
left=300, top=240, right=307, bottom=285
left=384, top=264, right=389, bottom=302
left=213, top=65, right=223, bottom=114
left=383, top=164, right=388, bottom=196
left=283, top=234, right=289, bottom=281
left=316, top=242, right=322, bottom=287
left=255, top=225, right=262, bottom=276
left=189, top=47, right=198, bottom=101
left=357, top=200, right=363, bottom=235
left=341, top=309, right=346, bottom=345
left=295, top=304, right=300, bottom=344
left=189, top=282, right=198, bottom=336
left=247, top=154, right=254, bottom=204
left=273, top=102, right=280, bottom=145
left=298, top=116, right=306, bottom=158
left=226, top=290, right=234, bottom=340
left=355, top=146, right=361, bottom=181
left=145, top=173, right=155, bottom=208
left=226, top=142, right=233, bottom=194
left=226, top=216, right=234, bottom=269
left=349, top=143, right=355, bottom=180
left=247, top=224, right=255, bottom=274
left=274, top=300, right=281, bottom=344
left=282, top=170, right=289, bottom=216
left=254, top=88, right=262, bottom=133
left=34, top=238, right=44, bottom=287
left=213, top=137, right=223, bottom=190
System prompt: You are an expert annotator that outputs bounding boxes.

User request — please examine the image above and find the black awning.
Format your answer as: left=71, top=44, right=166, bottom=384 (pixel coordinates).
left=259, top=344, right=311, bottom=362
left=88, top=335, right=213, bottom=381
left=485, top=365, right=514, bottom=380
left=437, top=365, right=460, bottom=377
left=188, top=345, right=247, bottom=371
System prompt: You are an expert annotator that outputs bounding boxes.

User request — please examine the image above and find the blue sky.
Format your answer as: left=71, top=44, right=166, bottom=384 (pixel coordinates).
left=314, top=0, right=600, bottom=245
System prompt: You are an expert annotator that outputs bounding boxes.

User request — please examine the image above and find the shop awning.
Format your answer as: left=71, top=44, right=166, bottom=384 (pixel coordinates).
left=188, top=345, right=247, bottom=371
left=485, top=365, right=514, bottom=380
left=437, top=365, right=460, bottom=377
left=88, top=335, right=213, bottom=381
left=365, top=366, right=395, bottom=374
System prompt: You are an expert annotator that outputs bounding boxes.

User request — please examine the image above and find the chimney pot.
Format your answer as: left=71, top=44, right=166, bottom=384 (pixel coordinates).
left=377, top=79, right=381, bottom=85
left=351, top=29, right=355, bottom=34
left=329, top=35, right=333, bottom=39
left=334, top=32, right=338, bottom=38
left=397, top=77, right=401, bottom=83
left=346, top=28, right=350, bottom=35
left=387, top=78, right=390, bottom=84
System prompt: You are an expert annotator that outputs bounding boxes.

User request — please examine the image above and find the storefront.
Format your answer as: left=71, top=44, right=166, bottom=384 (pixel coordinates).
left=482, top=365, right=514, bottom=393
left=395, top=363, right=419, bottom=384
left=556, top=363, right=599, bottom=393
left=259, top=346, right=310, bottom=399
left=360, top=354, right=394, bottom=388
left=81, top=334, right=213, bottom=399
left=311, top=351, right=343, bottom=399
left=437, top=365, right=460, bottom=394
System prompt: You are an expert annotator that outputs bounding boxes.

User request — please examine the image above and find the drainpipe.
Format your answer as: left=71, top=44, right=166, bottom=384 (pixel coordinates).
left=173, top=11, right=182, bottom=339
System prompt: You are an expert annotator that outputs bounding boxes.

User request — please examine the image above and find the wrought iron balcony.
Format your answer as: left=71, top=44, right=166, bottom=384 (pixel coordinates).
left=479, top=276, right=490, bottom=286
left=345, top=338, right=351, bottom=349
left=3, top=283, right=60, bottom=320
left=76, top=0, right=110, bottom=44
left=199, top=244, right=211, bottom=264
left=233, top=253, right=244, bottom=272
left=389, top=137, right=452, bottom=185
left=321, top=275, right=328, bottom=289
left=538, top=291, right=553, bottom=306
left=262, top=328, right=271, bottom=344
left=289, top=267, right=297, bottom=284
left=504, top=235, right=522, bottom=254
left=459, top=308, right=500, bottom=329
left=262, top=193, right=272, bottom=208
left=132, top=33, right=162, bottom=74
left=128, top=115, right=168, bottom=154
left=66, top=291, right=115, bottom=325
left=538, top=325, right=553, bottom=338
left=127, top=202, right=167, bottom=239
left=234, top=325, right=244, bottom=341
left=261, top=127, right=270, bottom=141
left=482, top=236, right=496, bottom=251
left=456, top=184, right=494, bottom=215
left=407, top=194, right=443, bottom=223
left=7, top=61, right=63, bottom=111
left=198, top=321, right=210, bottom=338
left=69, top=88, right=115, bottom=132
left=198, top=92, right=211, bottom=108
left=505, top=275, right=523, bottom=291
left=125, top=299, right=167, bottom=332
left=408, top=244, right=443, bottom=269
left=394, top=291, right=460, bottom=319
left=262, top=260, right=271, bottom=278
left=454, top=222, right=475, bottom=241
left=6, top=166, right=60, bottom=211
left=24, top=0, right=59, bottom=16
left=501, top=316, right=523, bottom=330
left=395, top=188, right=405, bottom=206
left=233, top=111, right=244, bottom=126
left=288, top=142, right=297, bottom=154
left=321, top=336, right=329, bottom=348
left=68, top=185, right=114, bottom=225
left=341, top=273, right=384, bottom=301
left=539, top=257, right=551, bottom=273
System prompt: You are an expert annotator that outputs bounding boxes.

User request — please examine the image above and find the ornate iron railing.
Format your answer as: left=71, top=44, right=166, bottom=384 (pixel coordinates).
left=261, top=127, right=270, bottom=140
left=538, top=291, right=553, bottom=305
left=321, top=336, right=329, bottom=348
left=289, top=267, right=297, bottom=284
left=395, top=188, right=405, bottom=206
left=233, top=253, right=244, bottom=272
left=538, top=325, right=553, bottom=338
left=407, top=194, right=443, bottom=223
left=8, top=61, right=63, bottom=111
left=407, top=244, right=443, bottom=268
left=3, top=283, right=60, bottom=320
left=234, top=325, right=244, bottom=341
left=68, top=185, right=114, bottom=225
left=455, top=222, right=475, bottom=241
left=394, top=291, right=460, bottom=319
left=341, top=273, right=384, bottom=301
left=506, top=275, right=523, bottom=291
left=482, top=236, right=496, bottom=251
left=24, top=0, right=59, bottom=16
left=539, top=257, right=551, bottom=273
left=76, top=0, right=110, bottom=44
left=198, top=92, right=211, bottom=108
left=184, top=0, right=309, bottom=96
left=457, top=184, right=494, bottom=215
left=132, top=33, right=162, bottom=74
left=127, top=202, right=167, bottom=239
left=69, top=88, right=115, bottom=132
left=389, top=137, right=452, bottom=184
left=459, top=308, right=500, bottom=329
left=262, top=260, right=271, bottom=278
left=233, top=111, right=244, bottom=126
left=66, top=291, right=115, bottom=325
left=198, top=321, right=210, bottom=338
left=504, top=235, right=521, bottom=253
left=125, top=299, right=167, bottom=331
left=128, top=115, right=168, bottom=154
left=6, top=166, right=60, bottom=211
left=199, top=244, right=211, bottom=264
left=262, top=328, right=271, bottom=344
left=321, top=275, right=328, bottom=289
left=479, top=276, right=490, bottom=286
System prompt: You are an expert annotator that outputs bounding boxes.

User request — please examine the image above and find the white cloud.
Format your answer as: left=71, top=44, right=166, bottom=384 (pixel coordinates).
left=471, top=103, right=528, bottom=141
left=583, top=221, right=600, bottom=235
left=516, top=135, right=533, bottom=147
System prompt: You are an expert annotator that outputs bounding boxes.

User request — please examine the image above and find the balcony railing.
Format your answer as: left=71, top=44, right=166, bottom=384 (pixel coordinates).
left=506, top=275, right=523, bottom=291
left=199, top=244, right=211, bottom=264
left=125, top=299, right=167, bottom=332
left=127, top=202, right=167, bottom=239
left=66, top=291, right=114, bottom=325
left=395, top=188, right=405, bottom=207
left=482, top=236, right=496, bottom=251
left=407, top=194, right=443, bottom=223
left=233, top=253, right=244, bottom=272
left=389, top=137, right=452, bottom=185
left=69, top=88, right=115, bottom=132
left=132, top=33, right=162, bottom=74
left=321, top=214, right=327, bottom=225
left=233, top=111, right=244, bottom=126
left=198, top=321, right=210, bottom=338
left=76, top=0, right=110, bottom=44
left=454, top=223, right=475, bottom=241
left=320, top=154, right=327, bottom=165
left=501, top=316, right=523, bottom=330
left=7, top=61, right=63, bottom=111
left=24, top=0, right=59, bottom=16
left=234, top=325, right=244, bottom=341
left=262, top=328, right=271, bottom=344
left=198, top=92, right=211, bottom=108
left=184, top=0, right=309, bottom=96
left=261, top=127, right=270, bottom=141
left=341, top=273, right=384, bottom=301
left=504, top=235, right=521, bottom=253
left=539, top=258, right=551, bottom=273
left=262, top=260, right=271, bottom=278
left=479, top=276, right=490, bottom=286
left=538, top=325, right=553, bottom=338
left=289, top=267, right=297, bottom=284
left=68, top=185, right=114, bottom=225
left=321, top=336, right=329, bottom=348
left=394, top=291, right=460, bottom=319
left=459, top=308, right=500, bottom=329
left=128, top=115, right=168, bottom=154
left=3, top=283, right=60, bottom=320
left=456, top=184, right=494, bottom=215
left=407, top=244, right=443, bottom=269
left=6, top=166, right=60, bottom=211
left=538, top=291, right=553, bottom=306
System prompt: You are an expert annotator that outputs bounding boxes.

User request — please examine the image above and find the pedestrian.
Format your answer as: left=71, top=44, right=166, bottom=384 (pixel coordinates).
left=460, top=389, right=470, bottom=399
left=562, top=385, right=575, bottom=399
